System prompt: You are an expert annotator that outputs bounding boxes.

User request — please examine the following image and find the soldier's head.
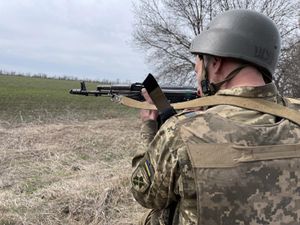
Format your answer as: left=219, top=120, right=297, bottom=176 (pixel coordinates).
left=190, top=9, right=281, bottom=96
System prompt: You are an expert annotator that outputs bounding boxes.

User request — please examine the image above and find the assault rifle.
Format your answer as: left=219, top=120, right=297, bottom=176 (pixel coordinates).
left=69, top=80, right=198, bottom=103
left=70, top=74, right=198, bottom=128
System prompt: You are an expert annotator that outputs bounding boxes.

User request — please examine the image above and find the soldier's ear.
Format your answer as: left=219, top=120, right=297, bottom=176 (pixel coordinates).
left=211, top=56, right=223, bottom=73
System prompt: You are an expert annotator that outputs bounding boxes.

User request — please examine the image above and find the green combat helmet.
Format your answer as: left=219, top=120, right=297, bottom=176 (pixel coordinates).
left=190, top=9, right=281, bottom=79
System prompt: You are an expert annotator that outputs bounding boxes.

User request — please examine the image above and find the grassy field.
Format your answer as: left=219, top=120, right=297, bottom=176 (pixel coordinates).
left=0, top=75, right=145, bottom=225
left=0, top=75, right=137, bottom=126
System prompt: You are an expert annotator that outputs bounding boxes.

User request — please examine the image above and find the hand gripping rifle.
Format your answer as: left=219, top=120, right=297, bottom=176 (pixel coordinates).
left=69, top=74, right=198, bottom=104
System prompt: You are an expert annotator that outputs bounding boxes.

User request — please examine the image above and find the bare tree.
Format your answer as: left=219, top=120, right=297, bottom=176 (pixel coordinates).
left=274, top=11, right=300, bottom=97
left=132, top=0, right=299, bottom=88
left=275, top=40, right=300, bottom=97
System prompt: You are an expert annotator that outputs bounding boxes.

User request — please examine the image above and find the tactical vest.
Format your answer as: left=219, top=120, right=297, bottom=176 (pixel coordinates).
left=180, top=97, right=300, bottom=225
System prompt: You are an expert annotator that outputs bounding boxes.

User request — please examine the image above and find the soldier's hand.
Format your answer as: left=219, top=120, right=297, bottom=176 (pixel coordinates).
left=140, top=88, right=159, bottom=121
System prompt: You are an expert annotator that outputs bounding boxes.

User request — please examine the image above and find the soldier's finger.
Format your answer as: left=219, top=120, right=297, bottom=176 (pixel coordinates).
left=141, top=88, right=154, bottom=104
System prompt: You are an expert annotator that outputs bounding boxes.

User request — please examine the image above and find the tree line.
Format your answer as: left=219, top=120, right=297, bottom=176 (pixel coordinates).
left=0, top=70, right=126, bottom=84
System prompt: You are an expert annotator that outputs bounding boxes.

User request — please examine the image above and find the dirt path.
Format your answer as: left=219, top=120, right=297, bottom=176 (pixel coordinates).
left=0, top=118, right=145, bottom=225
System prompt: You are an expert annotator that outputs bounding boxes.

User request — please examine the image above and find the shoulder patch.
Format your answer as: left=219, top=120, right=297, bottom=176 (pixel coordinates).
left=131, top=165, right=151, bottom=193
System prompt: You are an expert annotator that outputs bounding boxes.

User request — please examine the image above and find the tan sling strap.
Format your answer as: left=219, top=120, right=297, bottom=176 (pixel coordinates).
left=115, top=95, right=300, bottom=126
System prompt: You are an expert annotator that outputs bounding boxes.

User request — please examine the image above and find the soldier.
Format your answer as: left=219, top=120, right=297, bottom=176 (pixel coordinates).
left=131, top=9, right=300, bottom=225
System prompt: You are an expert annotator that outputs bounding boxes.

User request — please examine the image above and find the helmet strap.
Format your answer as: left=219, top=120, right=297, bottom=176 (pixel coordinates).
left=201, top=63, right=249, bottom=96
left=200, top=56, right=212, bottom=96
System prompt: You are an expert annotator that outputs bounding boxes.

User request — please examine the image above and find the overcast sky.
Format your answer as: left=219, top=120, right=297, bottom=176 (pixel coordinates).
left=0, top=0, right=151, bottom=82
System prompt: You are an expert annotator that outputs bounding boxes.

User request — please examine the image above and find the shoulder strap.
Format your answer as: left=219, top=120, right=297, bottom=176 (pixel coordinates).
left=117, top=95, right=300, bottom=126
left=286, top=97, right=300, bottom=105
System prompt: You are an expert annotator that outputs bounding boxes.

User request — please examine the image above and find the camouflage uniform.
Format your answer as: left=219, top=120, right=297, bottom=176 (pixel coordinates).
left=131, top=83, right=300, bottom=225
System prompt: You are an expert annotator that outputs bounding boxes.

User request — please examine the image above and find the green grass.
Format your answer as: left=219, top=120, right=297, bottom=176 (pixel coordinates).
left=0, top=75, right=138, bottom=125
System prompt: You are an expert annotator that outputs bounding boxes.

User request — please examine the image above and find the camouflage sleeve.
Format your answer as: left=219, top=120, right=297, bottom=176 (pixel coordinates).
left=132, top=120, right=158, bottom=168
left=131, top=117, right=181, bottom=209
left=141, top=120, right=158, bottom=146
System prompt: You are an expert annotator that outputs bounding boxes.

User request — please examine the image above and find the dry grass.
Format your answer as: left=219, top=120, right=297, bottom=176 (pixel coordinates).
left=0, top=118, right=146, bottom=225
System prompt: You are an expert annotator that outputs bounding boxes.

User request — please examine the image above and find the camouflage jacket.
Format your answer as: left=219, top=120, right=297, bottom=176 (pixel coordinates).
left=131, top=83, right=300, bottom=225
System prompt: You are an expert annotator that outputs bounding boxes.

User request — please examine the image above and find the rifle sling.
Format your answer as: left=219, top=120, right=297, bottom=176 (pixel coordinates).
left=118, top=95, right=300, bottom=126
left=142, top=74, right=173, bottom=112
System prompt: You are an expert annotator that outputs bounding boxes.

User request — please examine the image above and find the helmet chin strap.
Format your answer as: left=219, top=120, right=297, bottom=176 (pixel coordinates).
left=200, top=60, right=249, bottom=96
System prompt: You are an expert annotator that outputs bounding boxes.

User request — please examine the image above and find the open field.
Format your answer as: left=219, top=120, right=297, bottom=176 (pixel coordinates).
left=0, top=75, right=145, bottom=225
left=0, top=75, right=137, bottom=126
